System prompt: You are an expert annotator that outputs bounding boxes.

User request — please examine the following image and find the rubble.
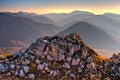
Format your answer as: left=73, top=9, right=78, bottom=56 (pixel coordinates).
left=0, top=33, right=119, bottom=80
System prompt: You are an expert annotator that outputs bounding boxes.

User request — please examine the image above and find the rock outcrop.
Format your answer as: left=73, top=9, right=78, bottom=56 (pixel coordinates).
left=0, top=33, right=120, bottom=80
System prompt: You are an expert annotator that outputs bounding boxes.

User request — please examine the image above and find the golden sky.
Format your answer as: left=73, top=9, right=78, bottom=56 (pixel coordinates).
left=0, top=0, right=120, bottom=14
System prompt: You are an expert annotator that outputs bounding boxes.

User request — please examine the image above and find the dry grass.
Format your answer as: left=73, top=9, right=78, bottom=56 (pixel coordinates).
left=0, top=54, right=13, bottom=58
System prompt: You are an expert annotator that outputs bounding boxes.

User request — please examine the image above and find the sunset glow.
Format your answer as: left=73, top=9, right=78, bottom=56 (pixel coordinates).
left=0, top=0, right=120, bottom=14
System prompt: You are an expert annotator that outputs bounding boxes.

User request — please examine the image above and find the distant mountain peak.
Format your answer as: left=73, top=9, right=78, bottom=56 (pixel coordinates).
left=70, top=10, right=94, bottom=15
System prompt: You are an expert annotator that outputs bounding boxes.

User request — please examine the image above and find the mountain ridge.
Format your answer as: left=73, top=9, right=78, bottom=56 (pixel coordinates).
left=58, top=21, right=120, bottom=51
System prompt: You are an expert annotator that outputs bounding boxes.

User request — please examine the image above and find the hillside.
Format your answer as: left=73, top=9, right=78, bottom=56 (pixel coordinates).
left=44, top=10, right=94, bottom=26
left=0, top=13, right=59, bottom=47
left=84, top=15, right=120, bottom=39
left=0, top=33, right=119, bottom=80
left=4, top=12, right=55, bottom=24
left=58, top=22, right=120, bottom=51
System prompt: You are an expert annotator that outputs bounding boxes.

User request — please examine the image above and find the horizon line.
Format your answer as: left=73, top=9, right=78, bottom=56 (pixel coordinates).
left=0, top=10, right=120, bottom=15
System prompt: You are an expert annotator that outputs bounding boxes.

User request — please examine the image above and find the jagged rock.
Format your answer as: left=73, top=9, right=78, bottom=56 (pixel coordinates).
left=58, top=53, right=65, bottom=61
left=45, top=66, right=49, bottom=71
left=63, top=62, right=71, bottom=69
left=69, top=46, right=75, bottom=56
left=71, top=58, right=80, bottom=66
left=70, top=72, right=75, bottom=78
left=10, top=64, right=15, bottom=69
left=28, top=74, right=35, bottom=80
left=43, top=62, right=48, bottom=67
left=46, top=55, right=53, bottom=61
left=19, top=69, right=25, bottom=77
left=49, top=70, right=53, bottom=76
left=16, top=65, right=21, bottom=70
left=0, top=64, right=5, bottom=72
left=35, top=59, right=41, bottom=64
left=54, top=70, right=59, bottom=76
left=13, top=52, right=21, bottom=58
left=6, top=72, right=11, bottom=76
left=78, top=67, right=82, bottom=72
left=24, top=59, right=30, bottom=65
left=15, top=71, right=19, bottom=76
left=66, top=56, right=72, bottom=62
left=23, top=66, right=29, bottom=73
left=37, top=64, right=44, bottom=70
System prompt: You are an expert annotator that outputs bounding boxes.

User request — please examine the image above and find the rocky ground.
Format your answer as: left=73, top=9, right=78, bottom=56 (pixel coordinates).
left=0, top=33, right=120, bottom=80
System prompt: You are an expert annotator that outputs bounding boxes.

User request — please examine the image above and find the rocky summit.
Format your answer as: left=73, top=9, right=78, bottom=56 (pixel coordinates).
left=0, top=33, right=120, bottom=80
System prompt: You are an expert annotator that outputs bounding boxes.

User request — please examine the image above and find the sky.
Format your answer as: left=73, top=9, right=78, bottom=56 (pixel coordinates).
left=0, top=0, right=120, bottom=14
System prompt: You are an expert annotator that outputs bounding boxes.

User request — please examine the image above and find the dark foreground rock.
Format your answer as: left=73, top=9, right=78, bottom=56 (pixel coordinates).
left=0, top=33, right=120, bottom=80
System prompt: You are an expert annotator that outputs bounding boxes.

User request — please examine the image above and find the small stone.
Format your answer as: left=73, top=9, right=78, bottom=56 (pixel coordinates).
left=41, top=55, right=45, bottom=59
left=45, top=67, right=49, bottom=71
left=43, top=62, right=48, bottom=67
left=70, top=73, right=75, bottom=78
left=69, top=46, right=75, bottom=56
left=16, top=65, right=21, bottom=69
left=6, top=72, right=11, bottom=76
left=37, top=64, right=45, bottom=70
left=15, top=71, right=19, bottom=76
left=53, top=70, right=58, bottom=76
left=43, top=40, right=48, bottom=43
left=29, top=74, right=35, bottom=80
left=10, top=64, right=15, bottom=69
left=35, top=59, right=41, bottom=64
left=71, top=58, right=80, bottom=66
left=23, top=59, right=30, bottom=65
left=66, top=56, right=72, bottom=62
left=0, top=64, right=5, bottom=72
left=11, top=70, right=15, bottom=74
left=58, top=53, right=65, bottom=61
left=13, top=52, right=21, bottom=57
left=66, top=70, right=71, bottom=75
left=24, top=66, right=30, bottom=73
left=63, top=62, right=71, bottom=69
left=46, top=55, right=53, bottom=61
left=30, top=55, right=35, bottom=60
left=49, top=70, right=54, bottom=76
left=20, top=69, right=25, bottom=77
left=119, top=67, right=120, bottom=73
